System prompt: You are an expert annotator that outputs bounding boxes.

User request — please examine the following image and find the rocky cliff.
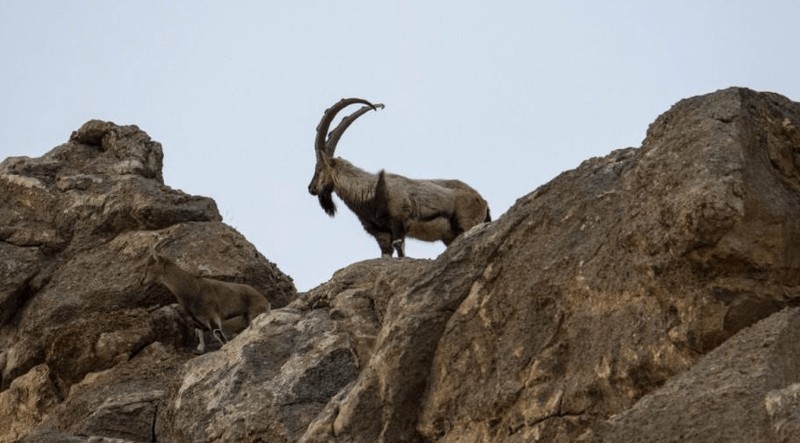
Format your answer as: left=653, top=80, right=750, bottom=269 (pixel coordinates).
left=1, top=87, right=799, bottom=442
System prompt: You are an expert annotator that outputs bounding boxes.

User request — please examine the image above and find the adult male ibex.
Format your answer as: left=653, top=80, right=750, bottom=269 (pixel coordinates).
left=139, top=238, right=270, bottom=354
left=308, top=98, right=491, bottom=257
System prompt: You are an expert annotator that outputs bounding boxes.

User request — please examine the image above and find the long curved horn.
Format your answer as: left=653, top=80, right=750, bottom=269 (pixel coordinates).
left=325, top=103, right=384, bottom=156
left=314, top=98, right=381, bottom=158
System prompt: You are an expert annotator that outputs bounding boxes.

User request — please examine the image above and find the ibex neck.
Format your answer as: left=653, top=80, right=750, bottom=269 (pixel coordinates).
left=332, top=159, right=377, bottom=209
left=160, top=259, right=200, bottom=303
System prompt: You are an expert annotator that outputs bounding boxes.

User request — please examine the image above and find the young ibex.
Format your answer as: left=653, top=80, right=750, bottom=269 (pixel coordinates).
left=139, top=238, right=270, bottom=353
left=308, top=98, right=491, bottom=257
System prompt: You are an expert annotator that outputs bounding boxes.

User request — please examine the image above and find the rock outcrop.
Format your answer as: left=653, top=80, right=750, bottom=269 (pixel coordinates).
left=2, top=87, right=800, bottom=442
left=0, top=121, right=296, bottom=442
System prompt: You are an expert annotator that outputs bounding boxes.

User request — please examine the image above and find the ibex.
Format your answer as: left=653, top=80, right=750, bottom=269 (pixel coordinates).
left=139, top=238, right=270, bottom=354
left=308, top=98, right=491, bottom=257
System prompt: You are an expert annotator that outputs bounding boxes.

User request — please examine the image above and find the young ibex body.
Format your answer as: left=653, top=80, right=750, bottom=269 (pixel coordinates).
left=308, top=98, right=491, bottom=257
left=140, top=240, right=270, bottom=353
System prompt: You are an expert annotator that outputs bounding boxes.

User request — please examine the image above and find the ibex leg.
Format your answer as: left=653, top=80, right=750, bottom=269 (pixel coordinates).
left=390, top=220, right=406, bottom=258
left=391, top=239, right=405, bottom=258
left=212, top=328, right=228, bottom=345
left=374, top=231, right=395, bottom=258
left=194, top=328, right=206, bottom=354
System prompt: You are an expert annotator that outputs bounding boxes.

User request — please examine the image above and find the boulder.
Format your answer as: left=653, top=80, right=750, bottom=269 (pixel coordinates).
left=589, top=307, right=800, bottom=442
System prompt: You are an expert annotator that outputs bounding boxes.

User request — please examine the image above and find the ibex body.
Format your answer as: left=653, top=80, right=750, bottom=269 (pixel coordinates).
left=140, top=246, right=269, bottom=353
left=308, top=98, right=490, bottom=257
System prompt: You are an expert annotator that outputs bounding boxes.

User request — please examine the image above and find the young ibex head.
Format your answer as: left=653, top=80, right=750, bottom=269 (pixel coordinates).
left=308, top=98, right=384, bottom=216
left=139, top=253, right=162, bottom=286
left=139, top=236, right=176, bottom=286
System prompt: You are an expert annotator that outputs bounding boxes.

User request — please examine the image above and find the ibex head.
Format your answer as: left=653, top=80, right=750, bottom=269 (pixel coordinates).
left=308, top=98, right=384, bottom=216
left=139, top=236, right=177, bottom=286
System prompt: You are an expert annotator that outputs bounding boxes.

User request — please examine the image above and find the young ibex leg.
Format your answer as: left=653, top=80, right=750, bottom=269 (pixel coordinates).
left=210, top=316, right=228, bottom=345
left=194, top=328, right=206, bottom=354
left=212, top=328, right=228, bottom=345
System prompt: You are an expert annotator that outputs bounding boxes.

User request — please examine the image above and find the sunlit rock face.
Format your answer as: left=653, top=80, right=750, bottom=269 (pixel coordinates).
left=3, top=87, right=800, bottom=443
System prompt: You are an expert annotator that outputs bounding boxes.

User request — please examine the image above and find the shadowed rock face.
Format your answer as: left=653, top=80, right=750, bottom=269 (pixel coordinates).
left=3, top=88, right=800, bottom=443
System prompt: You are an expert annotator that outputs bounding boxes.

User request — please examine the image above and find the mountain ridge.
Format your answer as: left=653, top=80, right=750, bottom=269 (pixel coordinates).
left=2, top=87, right=799, bottom=442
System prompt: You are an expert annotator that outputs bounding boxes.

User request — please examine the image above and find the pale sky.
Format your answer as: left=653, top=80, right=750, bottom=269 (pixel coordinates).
left=2, top=1, right=798, bottom=291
